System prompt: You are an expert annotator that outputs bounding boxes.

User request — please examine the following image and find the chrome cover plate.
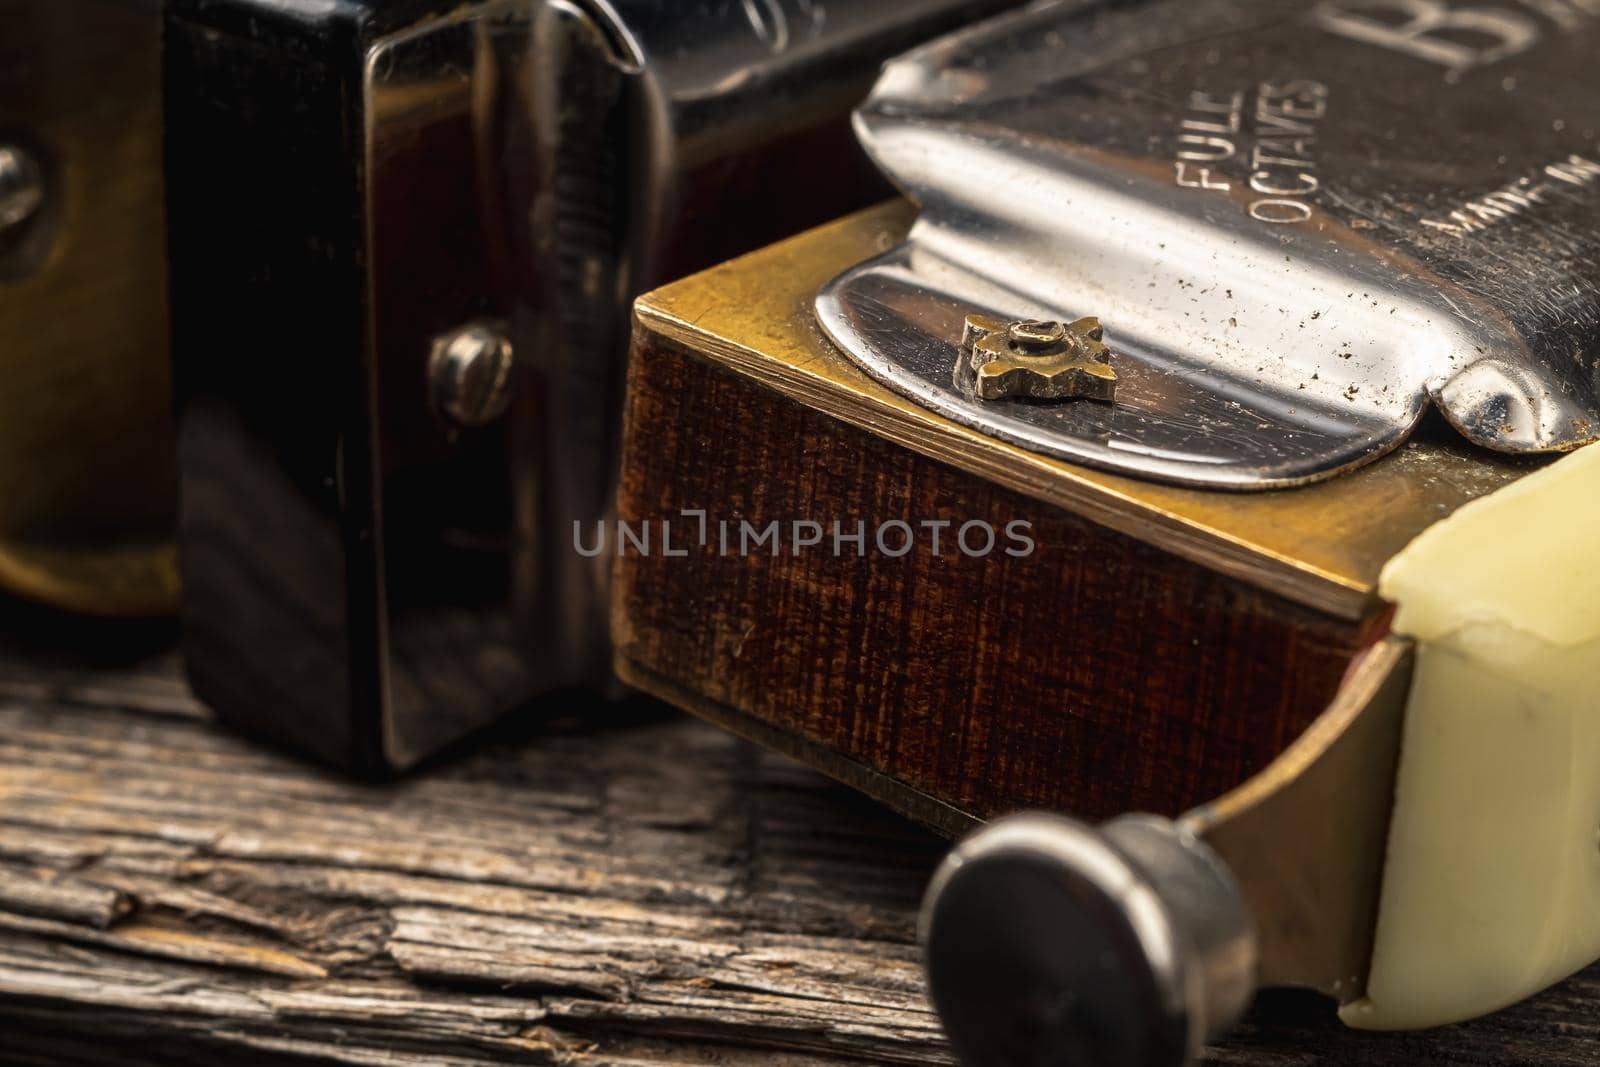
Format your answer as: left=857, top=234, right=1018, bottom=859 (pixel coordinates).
left=816, top=0, right=1600, bottom=489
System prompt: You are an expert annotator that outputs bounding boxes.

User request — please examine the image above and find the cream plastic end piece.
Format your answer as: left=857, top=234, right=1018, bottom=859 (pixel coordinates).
left=1343, top=444, right=1600, bottom=1030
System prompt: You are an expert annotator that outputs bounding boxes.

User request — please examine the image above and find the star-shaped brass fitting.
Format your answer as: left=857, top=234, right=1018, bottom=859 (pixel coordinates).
left=961, top=314, right=1118, bottom=403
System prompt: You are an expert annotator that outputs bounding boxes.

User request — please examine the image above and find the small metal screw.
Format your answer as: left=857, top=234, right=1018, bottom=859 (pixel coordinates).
left=1007, top=319, right=1068, bottom=352
left=428, top=322, right=516, bottom=429
left=0, top=145, right=44, bottom=235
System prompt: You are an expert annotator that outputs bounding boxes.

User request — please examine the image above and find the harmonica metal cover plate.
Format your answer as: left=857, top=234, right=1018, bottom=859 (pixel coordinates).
left=817, top=0, right=1600, bottom=489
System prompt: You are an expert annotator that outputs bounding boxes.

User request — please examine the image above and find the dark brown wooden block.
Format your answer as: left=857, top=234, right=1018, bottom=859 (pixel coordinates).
left=610, top=204, right=1527, bottom=834
left=613, top=334, right=1379, bottom=830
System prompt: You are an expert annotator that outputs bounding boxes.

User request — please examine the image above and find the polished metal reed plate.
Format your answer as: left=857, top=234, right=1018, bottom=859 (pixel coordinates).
left=817, top=0, right=1600, bottom=489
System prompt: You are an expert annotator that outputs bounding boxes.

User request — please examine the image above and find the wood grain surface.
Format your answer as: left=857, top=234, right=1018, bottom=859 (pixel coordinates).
left=0, top=621, right=1595, bottom=1065
left=613, top=335, right=1378, bottom=829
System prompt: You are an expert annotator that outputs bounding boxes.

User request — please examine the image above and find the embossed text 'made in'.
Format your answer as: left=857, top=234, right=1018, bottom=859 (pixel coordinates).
left=1174, top=81, right=1329, bottom=224
left=1421, top=153, right=1600, bottom=236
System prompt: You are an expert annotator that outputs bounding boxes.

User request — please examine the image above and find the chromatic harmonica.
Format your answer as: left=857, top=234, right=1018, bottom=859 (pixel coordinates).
left=615, top=0, right=1600, bottom=1062
left=161, top=0, right=1016, bottom=770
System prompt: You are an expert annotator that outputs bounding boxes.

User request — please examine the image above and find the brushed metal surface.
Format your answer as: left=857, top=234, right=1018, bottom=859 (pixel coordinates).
left=817, top=0, right=1600, bottom=489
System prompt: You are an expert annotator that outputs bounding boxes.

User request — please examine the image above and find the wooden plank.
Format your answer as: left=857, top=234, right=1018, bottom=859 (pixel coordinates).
left=0, top=636, right=1596, bottom=1064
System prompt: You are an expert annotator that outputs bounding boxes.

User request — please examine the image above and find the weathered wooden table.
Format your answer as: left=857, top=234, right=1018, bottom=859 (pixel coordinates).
left=0, top=614, right=1595, bottom=1065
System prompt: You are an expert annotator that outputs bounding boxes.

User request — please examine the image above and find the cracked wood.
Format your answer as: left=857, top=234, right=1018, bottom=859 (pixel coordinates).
left=0, top=634, right=1596, bottom=1064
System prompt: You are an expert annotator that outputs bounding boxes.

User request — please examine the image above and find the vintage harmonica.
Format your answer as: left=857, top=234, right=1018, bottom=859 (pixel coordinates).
left=2, top=0, right=1017, bottom=766
left=612, top=0, right=1600, bottom=1063
left=163, top=0, right=1036, bottom=771
left=6, top=1, right=1600, bottom=1064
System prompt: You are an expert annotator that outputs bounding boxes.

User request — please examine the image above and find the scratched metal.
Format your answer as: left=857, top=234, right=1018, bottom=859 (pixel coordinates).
left=815, top=0, right=1600, bottom=489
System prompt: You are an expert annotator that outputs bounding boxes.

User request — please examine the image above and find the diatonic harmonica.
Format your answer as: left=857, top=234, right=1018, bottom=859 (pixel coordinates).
left=613, top=1, right=1600, bottom=1063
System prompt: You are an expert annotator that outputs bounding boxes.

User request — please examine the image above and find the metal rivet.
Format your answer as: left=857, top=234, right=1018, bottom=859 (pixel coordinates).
left=427, top=323, right=516, bottom=429
left=0, top=145, right=44, bottom=236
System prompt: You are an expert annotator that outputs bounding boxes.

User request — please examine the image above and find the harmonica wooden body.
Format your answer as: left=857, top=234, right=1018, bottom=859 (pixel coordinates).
left=611, top=201, right=1529, bottom=832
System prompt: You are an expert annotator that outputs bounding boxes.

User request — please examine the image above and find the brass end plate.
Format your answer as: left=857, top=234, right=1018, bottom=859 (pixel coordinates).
left=0, top=1, right=177, bottom=617
left=633, top=201, right=1538, bottom=621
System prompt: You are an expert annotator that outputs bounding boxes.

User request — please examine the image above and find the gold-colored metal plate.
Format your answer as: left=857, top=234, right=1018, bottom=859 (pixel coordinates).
left=634, top=202, right=1538, bottom=620
left=1184, top=637, right=1412, bottom=1000
left=0, top=1, right=177, bottom=616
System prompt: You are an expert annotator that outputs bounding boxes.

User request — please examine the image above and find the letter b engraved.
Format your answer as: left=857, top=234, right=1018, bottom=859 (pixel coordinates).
left=1311, top=0, right=1540, bottom=71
